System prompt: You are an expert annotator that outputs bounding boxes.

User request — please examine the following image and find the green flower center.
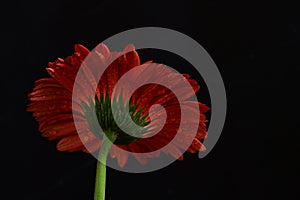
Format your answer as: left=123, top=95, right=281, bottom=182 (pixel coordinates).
left=82, top=95, right=150, bottom=144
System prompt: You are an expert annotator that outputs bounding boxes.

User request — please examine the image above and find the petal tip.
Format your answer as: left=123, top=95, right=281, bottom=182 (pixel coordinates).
left=74, top=44, right=90, bottom=55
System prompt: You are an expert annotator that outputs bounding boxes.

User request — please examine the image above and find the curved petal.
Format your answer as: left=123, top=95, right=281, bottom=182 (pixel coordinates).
left=110, top=145, right=129, bottom=168
left=57, top=135, right=84, bottom=152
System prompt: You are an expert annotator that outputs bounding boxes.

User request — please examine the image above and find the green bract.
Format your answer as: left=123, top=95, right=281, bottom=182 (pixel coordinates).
left=82, top=95, right=150, bottom=145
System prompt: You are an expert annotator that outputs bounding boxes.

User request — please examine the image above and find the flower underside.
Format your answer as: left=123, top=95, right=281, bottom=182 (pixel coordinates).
left=82, top=95, right=150, bottom=145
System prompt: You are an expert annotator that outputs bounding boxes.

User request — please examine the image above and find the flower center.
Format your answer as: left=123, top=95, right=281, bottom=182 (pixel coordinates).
left=82, top=95, right=150, bottom=145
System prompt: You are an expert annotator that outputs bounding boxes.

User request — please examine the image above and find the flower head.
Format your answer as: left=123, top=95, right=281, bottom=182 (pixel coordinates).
left=27, top=44, right=209, bottom=167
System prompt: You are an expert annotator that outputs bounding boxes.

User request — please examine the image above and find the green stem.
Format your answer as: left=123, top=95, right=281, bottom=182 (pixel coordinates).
left=94, top=135, right=116, bottom=200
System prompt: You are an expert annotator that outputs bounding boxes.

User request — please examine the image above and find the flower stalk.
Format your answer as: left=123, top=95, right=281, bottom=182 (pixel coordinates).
left=94, top=133, right=116, bottom=200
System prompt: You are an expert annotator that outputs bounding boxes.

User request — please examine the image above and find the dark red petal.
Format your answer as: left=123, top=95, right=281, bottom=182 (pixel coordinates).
left=105, top=58, right=121, bottom=97
left=46, top=68, right=74, bottom=91
left=45, top=44, right=90, bottom=92
left=95, top=43, right=111, bottom=59
left=187, top=138, right=206, bottom=153
left=57, top=135, right=84, bottom=152
left=42, top=126, right=77, bottom=140
left=123, top=44, right=140, bottom=71
left=162, top=143, right=183, bottom=159
left=29, top=86, right=71, bottom=98
left=79, top=131, right=102, bottom=153
left=98, top=46, right=140, bottom=99
left=130, top=64, right=201, bottom=109
left=33, top=78, right=62, bottom=90
left=124, top=142, right=148, bottom=164
left=82, top=138, right=102, bottom=153
left=74, top=44, right=90, bottom=56
left=110, top=145, right=129, bottom=168
left=127, top=99, right=208, bottom=155
left=38, top=113, right=74, bottom=131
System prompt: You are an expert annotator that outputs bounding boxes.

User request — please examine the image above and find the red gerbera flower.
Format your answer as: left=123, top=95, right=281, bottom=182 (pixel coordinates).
left=27, top=44, right=209, bottom=168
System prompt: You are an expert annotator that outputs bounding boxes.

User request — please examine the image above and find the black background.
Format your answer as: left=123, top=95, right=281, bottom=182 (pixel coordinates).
left=2, top=0, right=299, bottom=199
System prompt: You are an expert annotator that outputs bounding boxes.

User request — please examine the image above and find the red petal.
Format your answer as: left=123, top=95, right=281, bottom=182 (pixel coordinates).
left=162, top=143, right=184, bottom=159
left=74, top=44, right=90, bottom=56
left=95, top=43, right=111, bottom=59
left=110, top=145, right=129, bottom=168
left=38, top=113, right=74, bottom=131
left=57, top=135, right=84, bottom=152
left=81, top=132, right=102, bottom=153
left=187, top=139, right=205, bottom=153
